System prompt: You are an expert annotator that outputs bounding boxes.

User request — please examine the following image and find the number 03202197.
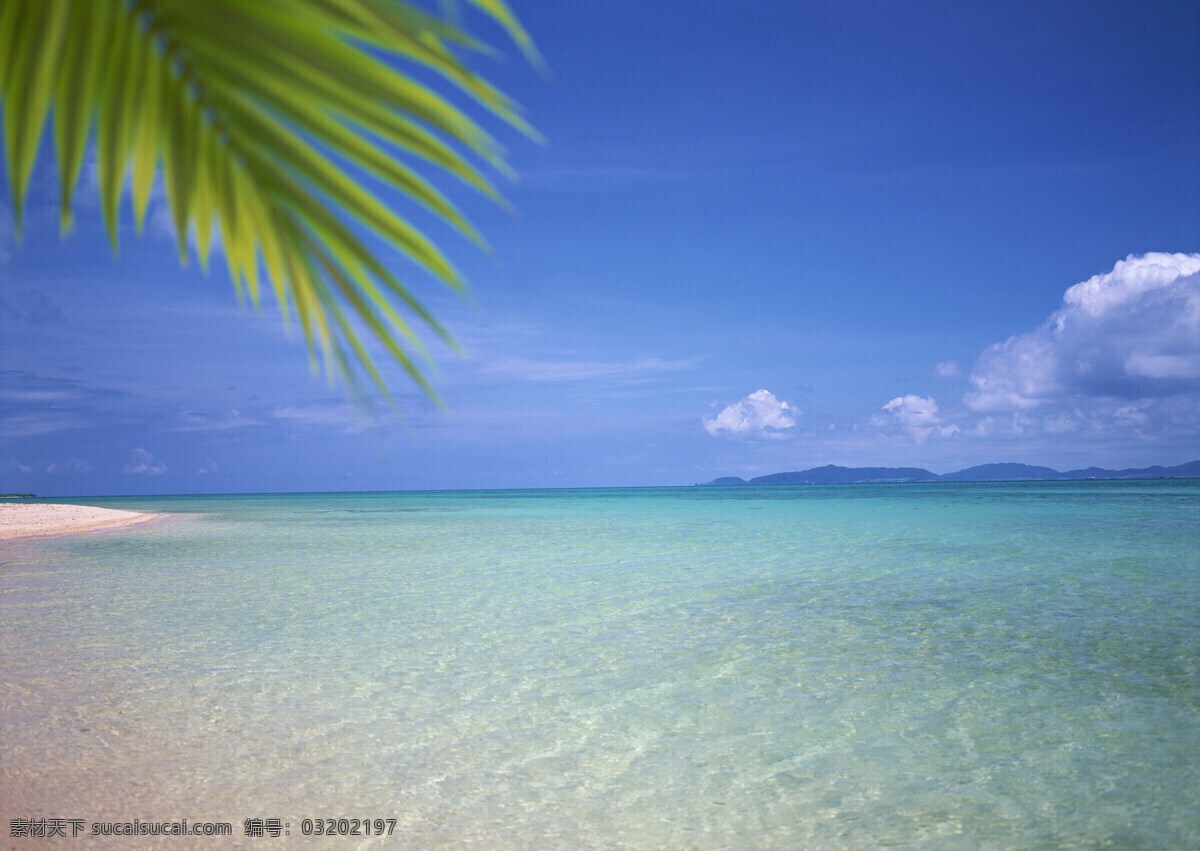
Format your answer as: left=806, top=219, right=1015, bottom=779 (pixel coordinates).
left=299, top=818, right=397, bottom=837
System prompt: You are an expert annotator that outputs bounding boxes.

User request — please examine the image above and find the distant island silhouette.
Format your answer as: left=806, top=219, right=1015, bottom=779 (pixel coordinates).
left=698, top=460, right=1200, bottom=486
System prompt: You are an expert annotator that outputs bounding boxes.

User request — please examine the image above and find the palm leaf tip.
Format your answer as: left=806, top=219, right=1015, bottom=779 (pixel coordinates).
left=463, top=0, right=545, bottom=70
left=0, top=0, right=539, bottom=405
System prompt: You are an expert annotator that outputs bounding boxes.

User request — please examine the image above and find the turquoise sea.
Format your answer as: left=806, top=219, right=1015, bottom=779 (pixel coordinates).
left=2, top=481, right=1198, bottom=847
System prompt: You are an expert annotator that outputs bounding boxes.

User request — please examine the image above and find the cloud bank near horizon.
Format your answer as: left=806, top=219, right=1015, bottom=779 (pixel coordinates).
left=967, top=252, right=1200, bottom=412
left=876, top=253, right=1200, bottom=448
left=714, top=254, right=1200, bottom=459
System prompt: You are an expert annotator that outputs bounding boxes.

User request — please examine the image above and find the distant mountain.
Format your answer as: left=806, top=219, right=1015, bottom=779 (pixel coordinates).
left=1061, top=460, right=1200, bottom=480
left=698, top=460, right=1200, bottom=486
left=939, top=463, right=1063, bottom=482
left=749, top=465, right=940, bottom=485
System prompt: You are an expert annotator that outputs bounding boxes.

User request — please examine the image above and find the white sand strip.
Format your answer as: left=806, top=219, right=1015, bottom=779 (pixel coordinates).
left=0, top=503, right=162, bottom=541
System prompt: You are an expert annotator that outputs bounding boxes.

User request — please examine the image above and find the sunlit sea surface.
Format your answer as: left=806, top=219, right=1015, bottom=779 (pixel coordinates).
left=2, top=481, right=1198, bottom=847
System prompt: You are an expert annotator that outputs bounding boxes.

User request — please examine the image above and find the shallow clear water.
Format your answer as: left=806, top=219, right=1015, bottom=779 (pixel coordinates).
left=2, top=481, right=1198, bottom=847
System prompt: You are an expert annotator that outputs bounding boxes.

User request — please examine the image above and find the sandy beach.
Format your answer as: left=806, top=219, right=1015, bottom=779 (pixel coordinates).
left=0, top=503, right=161, bottom=541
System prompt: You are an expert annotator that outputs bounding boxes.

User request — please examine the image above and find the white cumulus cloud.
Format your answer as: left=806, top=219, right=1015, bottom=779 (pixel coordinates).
left=966, top=252, right=1200, bottom=412
left=881, top=394, right=959, bottom=442
left=703, top=389, right=797, bottom=438
left=124, top=448, right=167, bottom=475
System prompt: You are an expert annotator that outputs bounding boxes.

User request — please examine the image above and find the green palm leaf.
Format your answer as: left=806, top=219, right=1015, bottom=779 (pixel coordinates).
left=0, top=0, right=536, bottom=405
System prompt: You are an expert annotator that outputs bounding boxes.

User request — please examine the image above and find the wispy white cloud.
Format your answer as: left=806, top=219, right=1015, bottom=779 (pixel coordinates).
left=272, top=400, right=378, bottom=434
left=521, top=162, right=691, bottom=194
left=704, top=389, right=797, bottom=438
left=0, top=385, right=84, bottom=404
left=0, top=371, right=126, bottom=436
left=0, top=288, right=66, bottom=326
left=483, top=356, right=700, bottom=383
left=934, top=360, right=961, bottom=378
left=1, top=410, right=90, bottom=437
left=173, top=408, right=265, bottom=432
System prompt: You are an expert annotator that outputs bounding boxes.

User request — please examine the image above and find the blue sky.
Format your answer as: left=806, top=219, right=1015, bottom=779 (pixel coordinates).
left=2, top=0, right=1199, bottom=495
